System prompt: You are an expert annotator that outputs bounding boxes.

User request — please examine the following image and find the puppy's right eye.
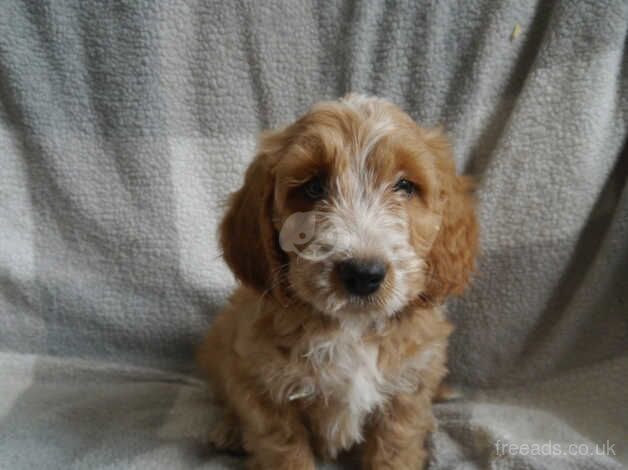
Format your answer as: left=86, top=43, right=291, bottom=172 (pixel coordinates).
left=302, top=176, right=326, bottom=201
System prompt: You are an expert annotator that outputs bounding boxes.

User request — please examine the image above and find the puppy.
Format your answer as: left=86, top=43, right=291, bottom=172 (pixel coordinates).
left=198, top=95, right=478, bottom=470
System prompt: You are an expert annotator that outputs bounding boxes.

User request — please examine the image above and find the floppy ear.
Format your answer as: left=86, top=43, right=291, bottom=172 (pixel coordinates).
left=220, top=131, right=289, bottom=304
left=421, top=130, right=479, bottom=304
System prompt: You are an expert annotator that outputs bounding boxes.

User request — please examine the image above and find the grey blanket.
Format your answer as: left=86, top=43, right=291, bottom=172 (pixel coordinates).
left=0, top=1, right=626, bottom=468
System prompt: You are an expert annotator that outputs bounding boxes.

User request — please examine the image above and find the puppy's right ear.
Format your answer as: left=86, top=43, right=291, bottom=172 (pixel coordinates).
left=220, top=130, right=289, bottom=304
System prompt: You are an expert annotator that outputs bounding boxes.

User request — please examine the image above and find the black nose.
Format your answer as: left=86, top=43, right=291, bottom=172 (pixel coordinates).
left=336, top=259, right=387, bottom=296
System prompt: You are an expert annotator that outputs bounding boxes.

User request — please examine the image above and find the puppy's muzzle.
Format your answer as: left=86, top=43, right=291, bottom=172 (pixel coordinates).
left=336, top=259, right=388, bottom=296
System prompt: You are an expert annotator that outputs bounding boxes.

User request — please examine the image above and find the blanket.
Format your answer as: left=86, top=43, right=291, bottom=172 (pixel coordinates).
left=0, top=0, right=626, bottom=468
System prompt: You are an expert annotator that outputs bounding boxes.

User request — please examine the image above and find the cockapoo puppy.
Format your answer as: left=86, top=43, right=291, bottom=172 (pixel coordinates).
left=198, top=95, right=478, bottom=470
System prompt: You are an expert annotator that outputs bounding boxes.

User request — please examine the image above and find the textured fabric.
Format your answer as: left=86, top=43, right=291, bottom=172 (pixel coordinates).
left=0, top=0, right=626, bottom=468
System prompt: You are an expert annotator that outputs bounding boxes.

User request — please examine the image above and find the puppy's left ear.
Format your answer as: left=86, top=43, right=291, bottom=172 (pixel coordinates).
left=421, top=129, right=479, bottom=304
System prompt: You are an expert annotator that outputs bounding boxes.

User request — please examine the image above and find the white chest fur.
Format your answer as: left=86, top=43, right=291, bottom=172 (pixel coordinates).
left=302, top=330, right=388, bottom=455
left=308, top=330, right=384, bottom=400
left=292, top=327, right=440, bottom=457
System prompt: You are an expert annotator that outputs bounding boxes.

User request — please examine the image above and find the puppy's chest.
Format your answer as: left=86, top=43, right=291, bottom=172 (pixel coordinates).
left=279, top=332, right=430, bottom=456
left=304, top=335, right=386, bottom=410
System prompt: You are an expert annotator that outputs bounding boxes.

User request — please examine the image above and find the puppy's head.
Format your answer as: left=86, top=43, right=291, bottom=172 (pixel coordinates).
left=221, top=95, right=478, bottom=323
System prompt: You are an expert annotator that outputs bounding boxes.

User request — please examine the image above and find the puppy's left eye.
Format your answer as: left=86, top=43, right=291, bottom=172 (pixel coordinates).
left=393, top=178, right=416, bottom=196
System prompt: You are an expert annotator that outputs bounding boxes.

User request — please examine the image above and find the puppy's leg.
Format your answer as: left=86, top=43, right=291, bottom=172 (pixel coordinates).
left=227, top=379, right=315, bottom=470
left=240, top=404, right=315, bottom=470
left=208, top=405, right=243, bottom=453
left=362, top=391, right=435, bottom=470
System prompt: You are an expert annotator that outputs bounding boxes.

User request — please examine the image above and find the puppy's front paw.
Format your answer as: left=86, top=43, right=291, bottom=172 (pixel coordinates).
left=246, top=453, right=316, bottom=470
left=207, top=409, right=243, bottom=453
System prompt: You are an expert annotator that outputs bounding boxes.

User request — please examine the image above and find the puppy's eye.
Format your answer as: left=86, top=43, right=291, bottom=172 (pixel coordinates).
left=393, top=178, right=416, bottom=196
left=302, top=176, right=326, bottom=201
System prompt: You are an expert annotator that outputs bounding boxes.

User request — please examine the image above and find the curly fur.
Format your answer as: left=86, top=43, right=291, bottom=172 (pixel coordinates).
left=198, top=95, right=478, bottom=470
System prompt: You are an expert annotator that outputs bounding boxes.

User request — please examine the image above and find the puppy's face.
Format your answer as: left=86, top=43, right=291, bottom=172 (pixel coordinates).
left=221, top=96, right=478, bottom=322
left=273, top=99, right=446, bottom=321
